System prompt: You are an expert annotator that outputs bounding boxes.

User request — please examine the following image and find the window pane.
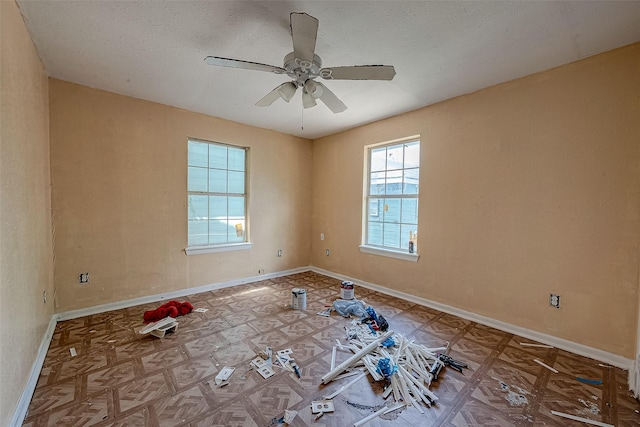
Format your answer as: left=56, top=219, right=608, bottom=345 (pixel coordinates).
left=370, top=171, right=385, bottom=195
left=209, top=220, right=229, bottom=244
left=228, top=147, right=245, bottom=171
left=385, top=170, right=403, bottom=195
left=401, top=198, right=418, bottom=224
left=188, top=195, right=208, bottom=220
left=228, top=220, right=245, bottom=242
left=383, top=198, right=401, bottom=223
left=383, top=223, right=401, bottom=248
left=228, top=170, right=244, bottom=194
left=209, top=196, right=227, bottom=219
left=188, top=220, right=208, bottom=246
left=208, top=169, right=226, bottom=193
left=367, top=222, right=383, bottom=246
left=188, top=195, right=208, bottom=246
left=403, top=168, right=419, bottom=194
left=228, top=196, right=245, bottom=217
left=368, top=199, right=381, bottom=222
left=370, top=147, right=386, bottom=172
left=188, top=167, right=207, bottom=192
left=386, top=145, right=403, bottom=170
left=188, top=141, right=208, bottom=167
left=209, top=144, right=227, bottom=169
left=404, top=141, right=420, bottom=169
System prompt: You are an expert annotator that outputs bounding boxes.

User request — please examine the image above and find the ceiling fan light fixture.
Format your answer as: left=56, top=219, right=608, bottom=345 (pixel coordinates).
left=304, top=79, right=323, bottom=99
left=302, top=90, right=317, bottom=109
left=278, top=82, right=297, bottom=102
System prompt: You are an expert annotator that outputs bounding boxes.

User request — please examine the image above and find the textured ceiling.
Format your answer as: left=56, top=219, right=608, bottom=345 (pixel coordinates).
left=16, top=1, right=640, bottom=139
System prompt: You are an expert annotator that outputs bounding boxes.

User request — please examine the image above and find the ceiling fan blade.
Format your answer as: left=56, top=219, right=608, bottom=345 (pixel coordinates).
left=290, top=12, right=318, bottom=64
left=320, top=65, right=396, bottom=80
left=205, top=56, right=285, bottom=74
left=255, top=86, right=282, bottom=107
left=316, top=82, right=347, bottom=113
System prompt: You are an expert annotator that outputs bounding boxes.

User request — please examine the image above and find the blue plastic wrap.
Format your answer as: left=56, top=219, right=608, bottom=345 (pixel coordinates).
left=376, top=358, right=398, bottom=377
left=381, top=337, right=395, bottom=348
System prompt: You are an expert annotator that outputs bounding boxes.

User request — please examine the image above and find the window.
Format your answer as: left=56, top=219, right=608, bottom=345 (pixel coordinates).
left=363, top=138, right=419, bottom=259
left=186, top=139, right=249, bottom=253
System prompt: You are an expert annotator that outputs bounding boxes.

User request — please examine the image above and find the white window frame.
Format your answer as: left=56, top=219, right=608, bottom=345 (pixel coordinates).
left=360, top=136, right=420, bottom=262
left=185, top=138, right=251, bottom=255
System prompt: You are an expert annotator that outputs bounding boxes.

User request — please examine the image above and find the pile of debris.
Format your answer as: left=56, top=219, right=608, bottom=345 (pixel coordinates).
left=318, top=320, right=467, bottom=425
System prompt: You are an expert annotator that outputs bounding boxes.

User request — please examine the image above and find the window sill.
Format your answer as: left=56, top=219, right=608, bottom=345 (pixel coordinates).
left=359, top=245, right=419, bottom=262
left=185, top=242, right=252, bottom=256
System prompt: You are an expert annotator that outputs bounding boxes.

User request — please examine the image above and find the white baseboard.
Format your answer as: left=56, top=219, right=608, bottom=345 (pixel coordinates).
left=10, top=315, right=58, bottom=427
left=631, top=358, right=640, bottom=397
left=57, top=266, right=311, bottom=321
left=311, top=267, right=634, bottom=371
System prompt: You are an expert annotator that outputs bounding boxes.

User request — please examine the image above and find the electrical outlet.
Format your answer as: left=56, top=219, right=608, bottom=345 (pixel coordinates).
left=277, top=249, right=282, bottom=257
left=320, top=233, right=325, bottom=241
left=43, top=290, right=47, bottom=303
left=258, top=268, right=265, bottom=275
left=326, top=249, right=330, bottom=256
left=79, top=272, right=90, bottom=284
left=549, top=294, right=560, bottom=308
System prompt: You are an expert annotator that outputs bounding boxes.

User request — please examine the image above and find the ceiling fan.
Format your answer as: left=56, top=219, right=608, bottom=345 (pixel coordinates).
left=204, top=12, right=396, bottom=113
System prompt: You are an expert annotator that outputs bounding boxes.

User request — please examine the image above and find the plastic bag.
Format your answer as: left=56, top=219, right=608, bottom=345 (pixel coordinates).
left=333, top=299, right=366, bottom=318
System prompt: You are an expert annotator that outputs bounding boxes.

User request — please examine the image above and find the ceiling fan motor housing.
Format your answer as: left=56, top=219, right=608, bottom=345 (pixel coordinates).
left=284, top=52, right=322, bottom=87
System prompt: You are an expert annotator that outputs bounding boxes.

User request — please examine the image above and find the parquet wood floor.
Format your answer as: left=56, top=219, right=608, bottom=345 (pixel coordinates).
left=23, top=271, right=640, bottom=426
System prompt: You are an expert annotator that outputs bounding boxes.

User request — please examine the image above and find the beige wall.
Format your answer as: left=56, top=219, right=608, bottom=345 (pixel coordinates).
left=0, top=1, right=54, bottom=425
left=49, top=80, right=312, bottom=312
left=312, top=44, right=640, bottom=359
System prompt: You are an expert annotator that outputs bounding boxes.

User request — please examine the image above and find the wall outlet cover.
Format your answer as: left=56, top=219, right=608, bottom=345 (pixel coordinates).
left=277, top=348, right=293, bottom=357
left=311, top=401, right=334, bottom=414
left=549, top=294, right=561, bottom=308
left=251, top=357, right=267, bottom=369
left=256, top=365, right=275, bottom=379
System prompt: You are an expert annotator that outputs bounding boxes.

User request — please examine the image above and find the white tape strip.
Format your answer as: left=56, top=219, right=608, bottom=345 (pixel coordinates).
left=533, top=359, right=559, bottom=373
left=550, top=410, right=614, bottom=427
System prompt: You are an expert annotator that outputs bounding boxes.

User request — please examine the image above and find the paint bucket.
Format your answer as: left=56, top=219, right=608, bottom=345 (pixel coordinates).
left=291, top=288, right=307, bottom=310
left=340, top=281, right=355, bottom=300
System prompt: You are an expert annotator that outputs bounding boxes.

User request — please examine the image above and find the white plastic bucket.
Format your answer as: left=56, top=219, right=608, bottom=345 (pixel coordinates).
left=291, top=288, right=307, bottom=310
left=340, top=281, right=355, bottom=300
